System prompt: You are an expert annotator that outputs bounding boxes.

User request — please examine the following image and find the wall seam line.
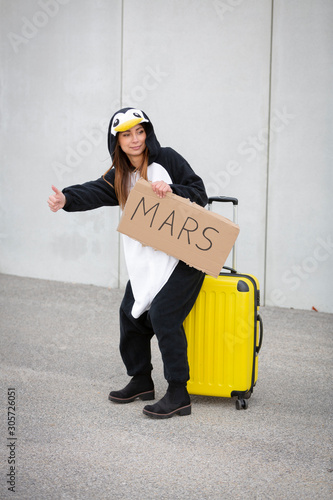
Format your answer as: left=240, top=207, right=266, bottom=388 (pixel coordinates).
left=117, top=0, right=124, bottom=289
left=263, top=0, right=275, bottom=306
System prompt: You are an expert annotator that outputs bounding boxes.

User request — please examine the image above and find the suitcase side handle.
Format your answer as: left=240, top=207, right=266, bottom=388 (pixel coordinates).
left=256, top=313, right=263, bottom=354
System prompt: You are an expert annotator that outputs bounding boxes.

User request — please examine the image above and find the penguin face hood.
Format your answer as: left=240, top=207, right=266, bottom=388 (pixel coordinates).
left=107, top=107, right=160, bottom=162
left=110, top=108, right=149, bottom=135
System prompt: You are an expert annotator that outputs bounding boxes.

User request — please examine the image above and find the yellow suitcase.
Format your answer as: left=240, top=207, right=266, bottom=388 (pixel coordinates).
left=183, top=197, right=263, bottom=410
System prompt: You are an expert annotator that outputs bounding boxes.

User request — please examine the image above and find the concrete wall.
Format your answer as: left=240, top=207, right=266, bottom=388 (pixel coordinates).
left=1, top=0, right=122, bottom=287
left=1, top=0, right=332, bottom=312
left=266, top=0, right=333, bottom=312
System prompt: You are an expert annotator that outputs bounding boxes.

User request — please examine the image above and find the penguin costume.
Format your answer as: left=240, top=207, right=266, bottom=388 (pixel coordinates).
left=52, top=107, right=208, bottom=419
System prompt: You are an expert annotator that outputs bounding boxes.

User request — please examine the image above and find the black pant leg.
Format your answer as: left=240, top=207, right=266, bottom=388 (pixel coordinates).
left=148, top=261, right=205, bottom=383
left=119, top=281, right=154, bottom=377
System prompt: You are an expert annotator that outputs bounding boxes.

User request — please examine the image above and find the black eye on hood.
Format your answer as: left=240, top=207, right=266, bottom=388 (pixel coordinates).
left=133, top=112, right=141, bottom=118
left=113, top=118, right=119, bottom=127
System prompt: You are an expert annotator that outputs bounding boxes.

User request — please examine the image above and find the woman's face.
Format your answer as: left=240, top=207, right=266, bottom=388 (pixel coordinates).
left=117, top=124, right=147, bottom=161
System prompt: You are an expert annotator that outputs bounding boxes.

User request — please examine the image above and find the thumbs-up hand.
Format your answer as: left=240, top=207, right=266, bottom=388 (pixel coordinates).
left=48, top=185, right=66, bottom=212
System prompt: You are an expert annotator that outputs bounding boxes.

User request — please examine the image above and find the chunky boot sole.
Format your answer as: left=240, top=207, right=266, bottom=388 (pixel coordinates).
left=143, top=403, right=191, bottom=419
left=108, top=389, right=155, bottom=404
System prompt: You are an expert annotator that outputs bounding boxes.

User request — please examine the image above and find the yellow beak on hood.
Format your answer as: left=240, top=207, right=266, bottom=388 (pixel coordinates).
left=114, top=117, right=143, bottom=132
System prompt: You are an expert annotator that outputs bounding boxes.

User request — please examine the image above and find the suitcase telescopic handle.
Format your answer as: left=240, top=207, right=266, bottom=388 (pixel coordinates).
left=207, top=196, right=238, bottom=271
left=208, top=196, right=238, bottom=206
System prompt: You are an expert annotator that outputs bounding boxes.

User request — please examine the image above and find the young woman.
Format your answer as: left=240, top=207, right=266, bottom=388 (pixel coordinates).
left=48, top=107, right=208, bottom=419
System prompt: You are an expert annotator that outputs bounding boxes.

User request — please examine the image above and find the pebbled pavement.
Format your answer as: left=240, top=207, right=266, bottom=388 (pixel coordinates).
left=0, top=273, right=332, bottom=499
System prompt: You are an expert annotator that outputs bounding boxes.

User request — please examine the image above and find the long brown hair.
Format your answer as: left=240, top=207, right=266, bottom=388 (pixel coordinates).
left=103, top=134, right=149, bottom=209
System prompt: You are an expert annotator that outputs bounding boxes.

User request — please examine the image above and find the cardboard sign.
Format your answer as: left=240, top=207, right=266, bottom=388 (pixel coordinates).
left=117, top=178, right=240, bottom=278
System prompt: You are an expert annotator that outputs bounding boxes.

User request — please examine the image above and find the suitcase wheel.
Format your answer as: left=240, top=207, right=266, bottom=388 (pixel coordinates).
left=236, top=398, right=248, bottom=410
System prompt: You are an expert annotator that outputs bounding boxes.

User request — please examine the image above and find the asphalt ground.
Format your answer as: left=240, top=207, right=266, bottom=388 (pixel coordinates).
left=0, top=273, right=332, bottom=499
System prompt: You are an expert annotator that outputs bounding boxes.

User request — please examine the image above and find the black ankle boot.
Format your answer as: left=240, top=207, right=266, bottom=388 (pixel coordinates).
left=143, top=383, right=191, bottom=419
left=108, top=374, right=155, bottom=404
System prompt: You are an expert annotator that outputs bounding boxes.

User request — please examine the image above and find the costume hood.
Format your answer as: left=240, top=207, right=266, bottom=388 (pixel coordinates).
left=107, top=107, right=161, bottom=163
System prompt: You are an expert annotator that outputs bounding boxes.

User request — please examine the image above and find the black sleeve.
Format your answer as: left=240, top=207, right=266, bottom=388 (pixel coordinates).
left=62, top=168, right=119, bottom=212
left=158, top=148, right=208, bottom=207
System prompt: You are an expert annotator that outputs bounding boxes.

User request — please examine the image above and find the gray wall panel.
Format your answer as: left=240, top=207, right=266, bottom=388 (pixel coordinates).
left=0, top=0, right=122, bottom=287
left=1, top=0, right=332, bottom=311
left=266, top=0, right=333, bottom=312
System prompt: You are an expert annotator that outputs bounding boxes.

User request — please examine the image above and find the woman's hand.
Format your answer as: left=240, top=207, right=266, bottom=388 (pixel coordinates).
left=48, top=185, right=66, bottom=212
left=151, top=180, right=172, bottom=199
